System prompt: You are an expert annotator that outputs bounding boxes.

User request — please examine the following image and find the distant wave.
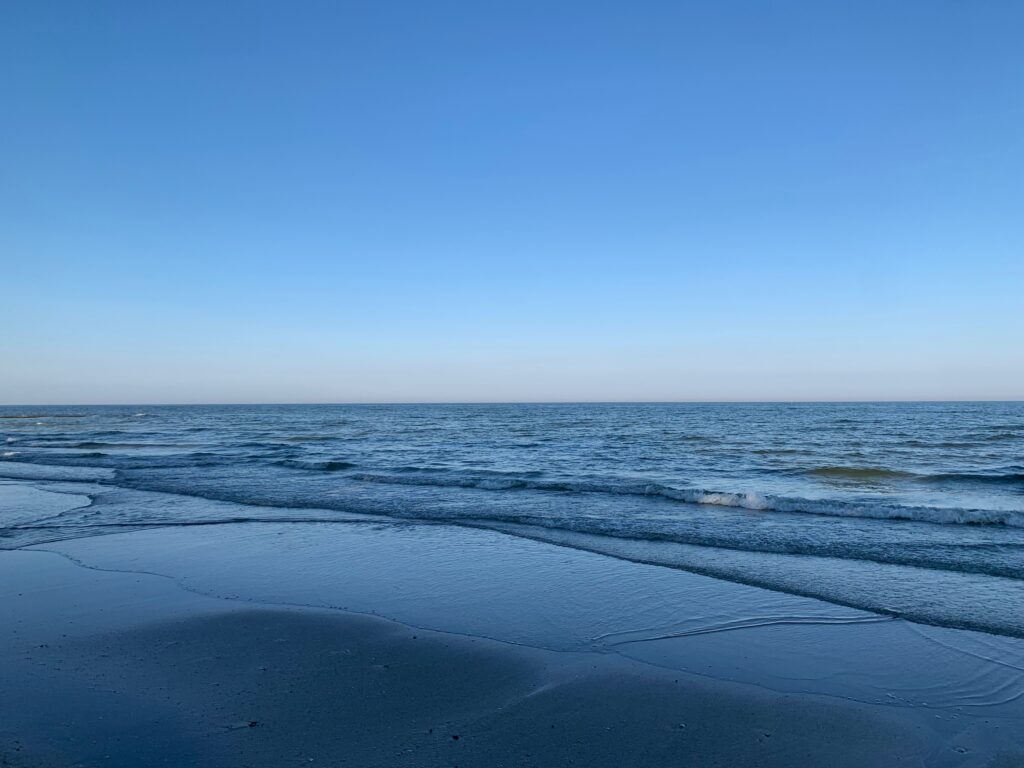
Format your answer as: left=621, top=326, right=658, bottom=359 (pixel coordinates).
left=969, top=431, right=1021, bottom=442
left=798, top=465, right=1024, bottom=486
left=3, top=451, right=110, bottom=461
left=802, top=466, right=916, bottom=480
left=70, top=441, right=175, bottom=450
left=0, top=414, right=87, bottom=420
left=927, top=470, right=1024, bottom=486
left=275, top=459, right=357, bottom=472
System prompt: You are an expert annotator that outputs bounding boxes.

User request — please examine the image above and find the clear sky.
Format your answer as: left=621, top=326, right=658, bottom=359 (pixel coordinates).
left=2, top=1, right=1022, bottom=404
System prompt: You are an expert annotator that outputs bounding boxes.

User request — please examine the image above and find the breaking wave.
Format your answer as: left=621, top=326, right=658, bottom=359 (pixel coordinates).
left=346, top=472, right=1024, bottom=528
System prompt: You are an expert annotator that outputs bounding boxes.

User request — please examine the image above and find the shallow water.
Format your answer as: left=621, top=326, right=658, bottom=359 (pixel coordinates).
left=2, top=402, right=1023, bottom=635
left=38, top=522, right=1024, bottom=718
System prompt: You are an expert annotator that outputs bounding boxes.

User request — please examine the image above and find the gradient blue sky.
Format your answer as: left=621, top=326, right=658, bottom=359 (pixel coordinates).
left=2, top=1, right=1022, bottom=403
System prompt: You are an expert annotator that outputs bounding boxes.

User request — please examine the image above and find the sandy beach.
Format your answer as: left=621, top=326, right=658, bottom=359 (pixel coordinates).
left=4, top=492, right=1024, bottom=767
left=1, top=549, right=931, bottom=768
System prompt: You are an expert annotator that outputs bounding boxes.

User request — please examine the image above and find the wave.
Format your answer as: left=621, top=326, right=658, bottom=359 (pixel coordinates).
left=798, top=465, right=1024, bottom=486
left=0, top=414, right=87, bottom=419
left=967, top=431, right=1022, bottom=442
left=5, top=458, right=1024, bottom=620
left=347, top=471, right=1023, bottom=527
left=275, top=459, right=357, bottom=472
left=6, top=449, right=1022, bottom=528
left=928, top=470, right=1024, bottom=486
left=802, top=466, right=916, bottom=480
left=0, top=461, right=115, bottom=481
left=0, top=452, right=234, bottom=472
left=11, top=450, right=111, bottom=460
left=70, top=442, right=181, bottom=450
left=19, top=485, right=1024, bottom=581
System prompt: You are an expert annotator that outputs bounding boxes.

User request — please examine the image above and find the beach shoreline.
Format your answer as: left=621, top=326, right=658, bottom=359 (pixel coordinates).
left=1, top=547, right=942, bottom=768
left=3, top=497, right=1024, bottom=767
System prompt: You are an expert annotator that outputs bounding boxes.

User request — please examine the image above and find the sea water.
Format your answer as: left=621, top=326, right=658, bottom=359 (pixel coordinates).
left=2, top=402, right=1023, bottom=636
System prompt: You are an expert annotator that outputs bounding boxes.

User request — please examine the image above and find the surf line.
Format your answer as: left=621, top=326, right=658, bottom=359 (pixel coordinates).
left=593, top=614, right=896, bottom=646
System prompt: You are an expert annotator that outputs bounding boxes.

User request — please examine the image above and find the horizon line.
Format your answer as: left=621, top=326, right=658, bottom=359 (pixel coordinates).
left=1, top=399, right=1022, bottom=408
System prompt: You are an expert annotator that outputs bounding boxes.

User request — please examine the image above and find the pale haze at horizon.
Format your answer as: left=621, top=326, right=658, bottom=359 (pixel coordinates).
left=2, top=1, right=1022, bottom=404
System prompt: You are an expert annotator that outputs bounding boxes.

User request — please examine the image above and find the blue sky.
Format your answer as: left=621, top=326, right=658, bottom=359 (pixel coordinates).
left=2, top=1, right=1022, bottom=403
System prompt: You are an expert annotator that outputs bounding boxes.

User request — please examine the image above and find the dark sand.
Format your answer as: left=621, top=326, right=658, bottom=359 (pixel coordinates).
left=0, top=548, right=977, bottom=768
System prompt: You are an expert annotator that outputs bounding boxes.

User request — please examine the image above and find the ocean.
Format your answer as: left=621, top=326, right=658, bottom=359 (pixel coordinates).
left=3, top=402, right=1023, bottom=637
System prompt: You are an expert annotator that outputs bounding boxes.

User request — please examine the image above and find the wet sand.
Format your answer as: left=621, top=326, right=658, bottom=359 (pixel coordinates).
left=3, top=486, right=1024, bottom=768
left=1, top=549, right=945, bottom=768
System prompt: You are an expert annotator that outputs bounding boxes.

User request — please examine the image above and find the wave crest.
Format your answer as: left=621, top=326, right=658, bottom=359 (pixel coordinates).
left=803, top=466, right=915, bottom=480
left=275, top=459, right=357, bottom=472
left=346, top=471, right=1021, bottom=527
